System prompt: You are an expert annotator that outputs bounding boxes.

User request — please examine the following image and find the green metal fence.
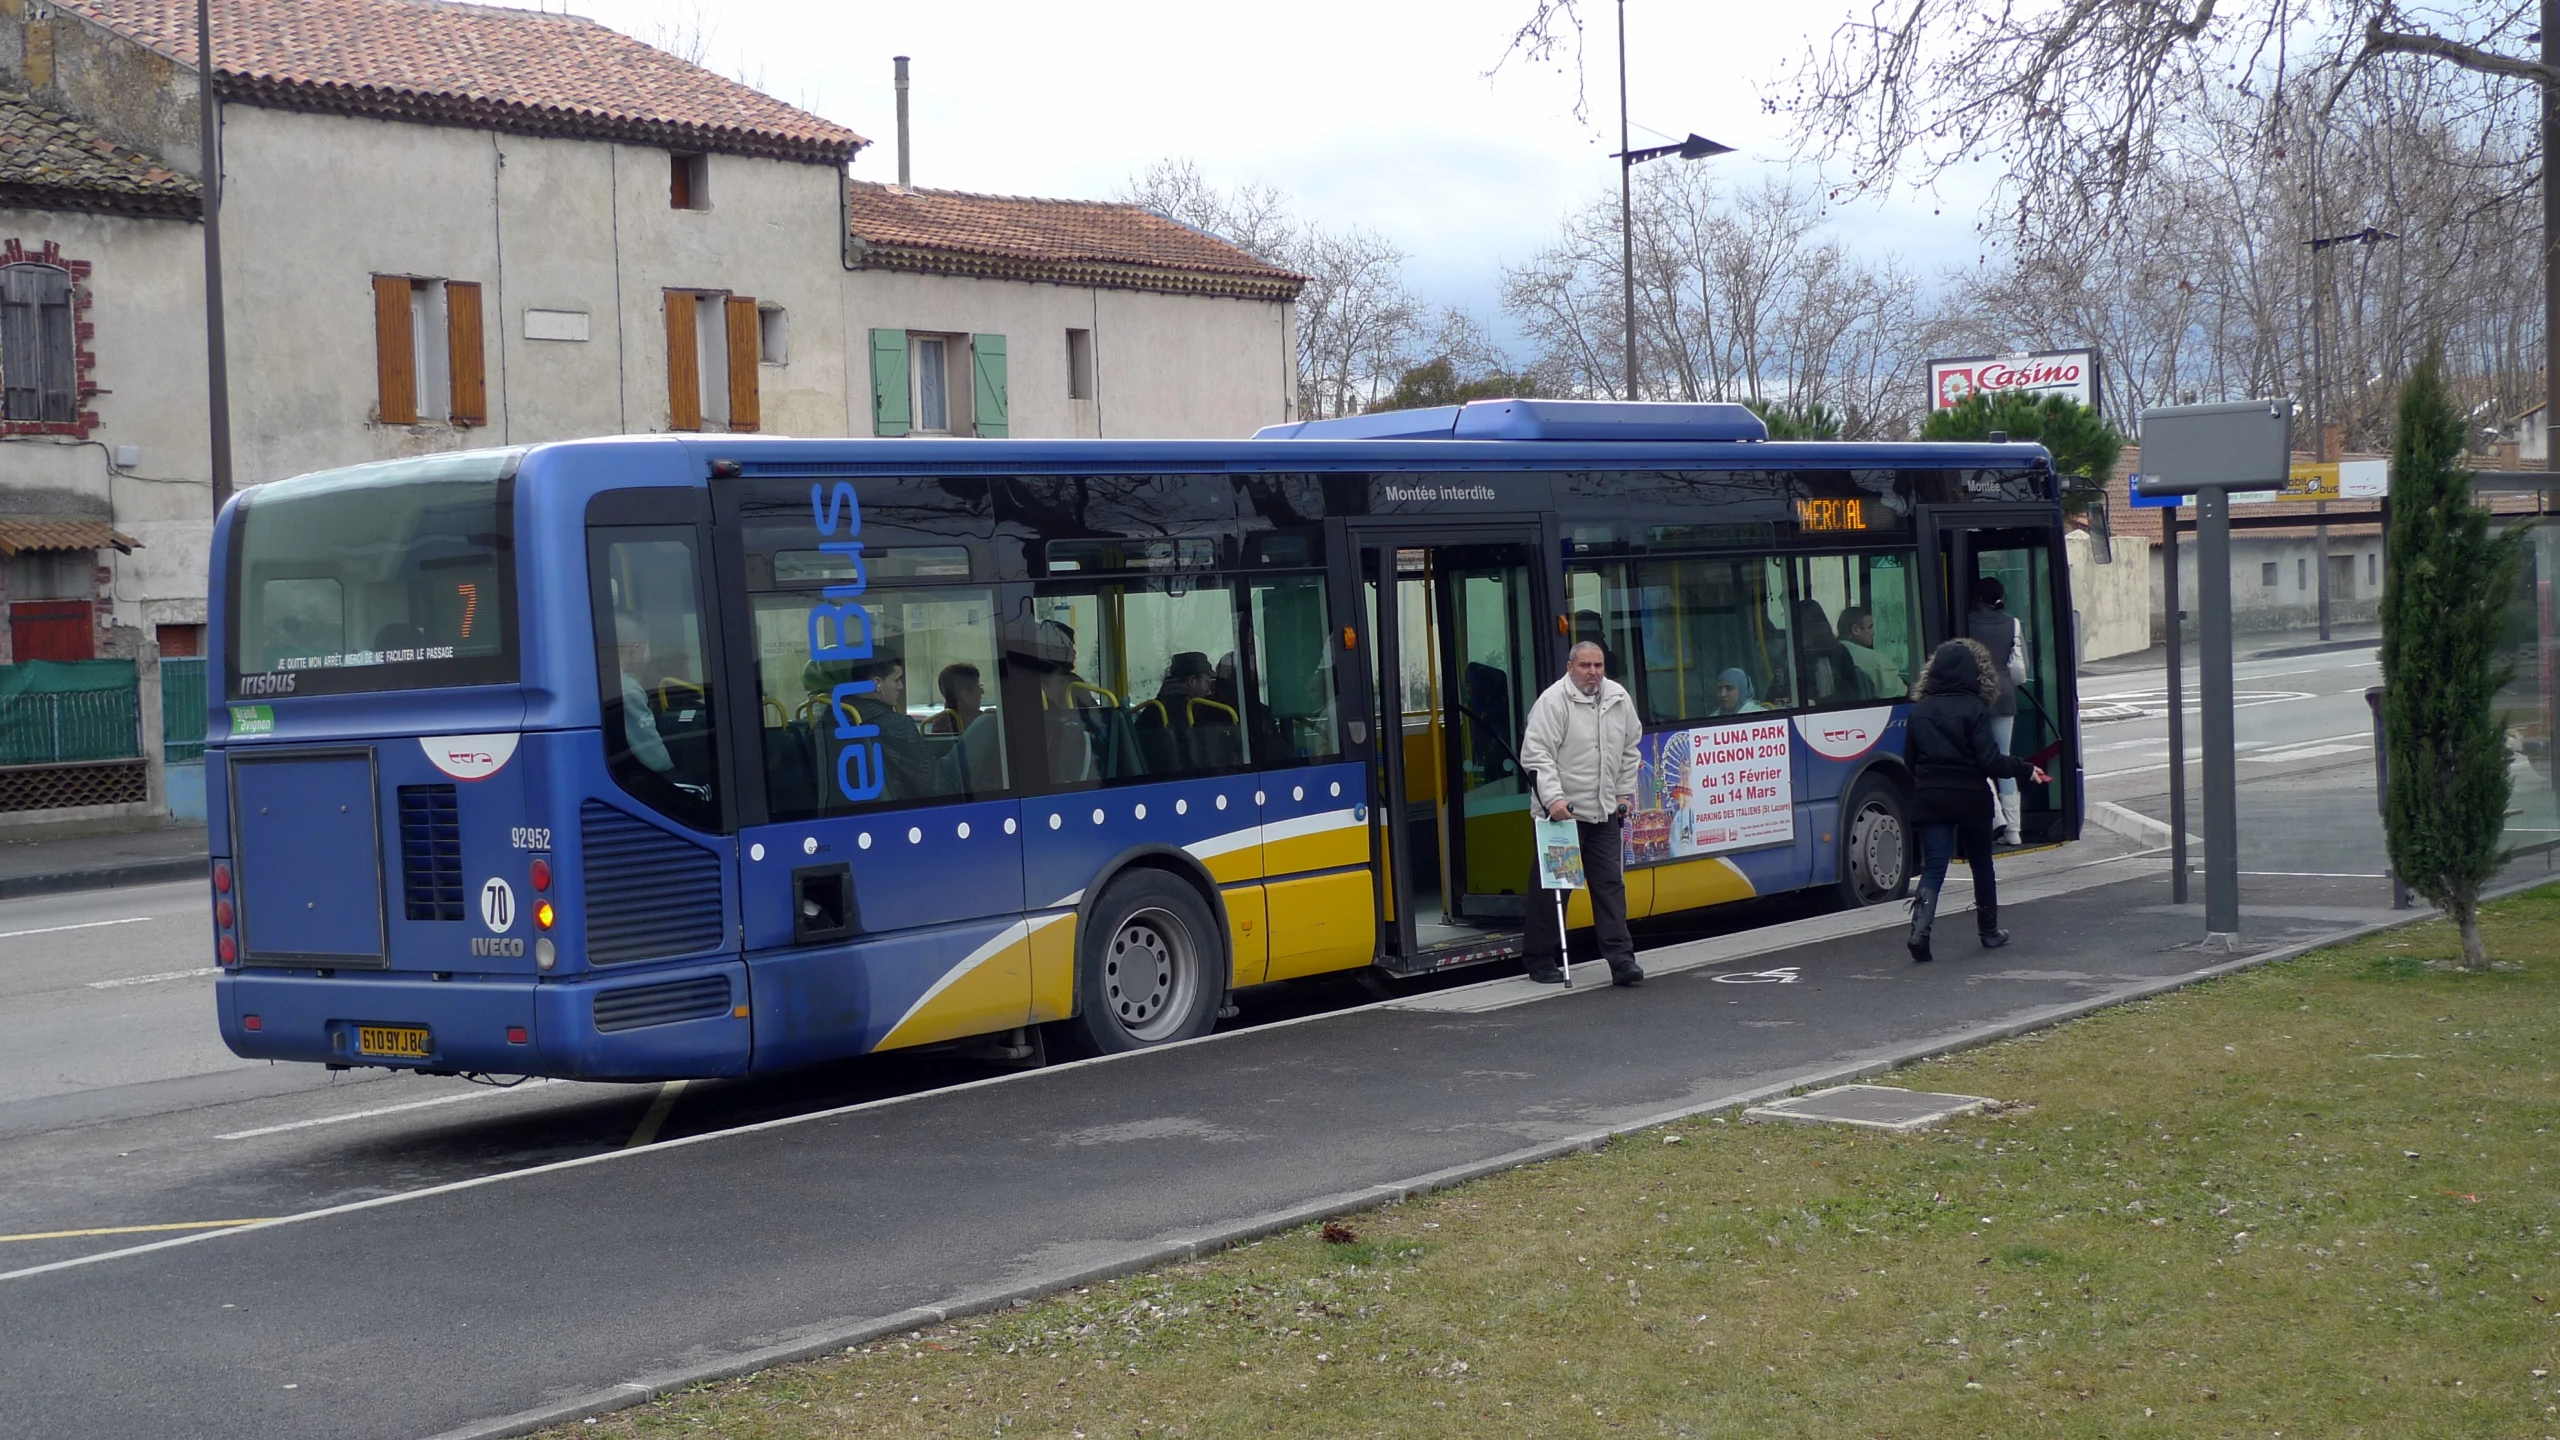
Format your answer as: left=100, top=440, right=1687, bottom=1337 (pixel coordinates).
left=162, top=657, right=208, bottom=764
left=0, top=685, right=140, bottom=765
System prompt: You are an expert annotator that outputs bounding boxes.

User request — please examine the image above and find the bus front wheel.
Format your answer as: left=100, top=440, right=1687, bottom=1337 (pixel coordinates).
left=1053, top=870, right=1224, bottom=1057
left=1837, top=776, right=1912, bottom=908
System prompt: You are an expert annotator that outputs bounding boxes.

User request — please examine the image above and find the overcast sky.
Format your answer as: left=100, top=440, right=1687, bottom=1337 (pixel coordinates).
left=567, top=0, right=1999, bottom=357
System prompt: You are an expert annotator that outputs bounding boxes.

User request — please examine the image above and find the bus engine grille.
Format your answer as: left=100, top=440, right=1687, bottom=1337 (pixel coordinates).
left=592, top=974, right=732, bottom=1033
left=579, top=801, right=725, bottom=964
left=397, top=784, right=464, bottom=922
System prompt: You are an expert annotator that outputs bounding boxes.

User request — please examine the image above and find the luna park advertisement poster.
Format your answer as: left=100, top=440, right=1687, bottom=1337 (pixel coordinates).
left=1624, top=718, right=1795, bottom=862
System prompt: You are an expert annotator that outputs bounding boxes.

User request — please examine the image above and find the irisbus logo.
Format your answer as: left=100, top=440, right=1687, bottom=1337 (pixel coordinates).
left=239, top=672, right=297, bottom=696
left=809, top=482, right=882, bottom=803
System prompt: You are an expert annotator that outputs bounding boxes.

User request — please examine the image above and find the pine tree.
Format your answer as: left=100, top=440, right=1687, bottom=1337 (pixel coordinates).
left=2378, top=346, right=2524, bottom=970
left=1921, top=392, right=2124, bottom=514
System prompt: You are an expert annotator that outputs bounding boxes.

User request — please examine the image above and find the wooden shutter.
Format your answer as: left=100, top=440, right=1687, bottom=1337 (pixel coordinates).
left=445, top=280, right=486, bottom=426
left=868, top=327, right=909, bottom=437
left=971, top=334, right=1008, bottom=438
left=373, top=276, right=416, bottom=425
left=664, top=291, right=700, bottom=432
left=669, top=152, right=692, bottom=210
left=725, top=295, right=760, bottom=433
left=0, top=265, right=40, bottom=421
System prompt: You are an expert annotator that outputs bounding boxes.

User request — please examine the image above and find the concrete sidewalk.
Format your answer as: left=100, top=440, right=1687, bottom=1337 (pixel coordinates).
left=0, top=823, right=207, bottom=901
left=6, top=849, right=2535, bottom=1440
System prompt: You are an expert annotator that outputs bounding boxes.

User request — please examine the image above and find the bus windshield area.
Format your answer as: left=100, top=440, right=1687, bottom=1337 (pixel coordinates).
left=228, top=452, right=518, bottom=698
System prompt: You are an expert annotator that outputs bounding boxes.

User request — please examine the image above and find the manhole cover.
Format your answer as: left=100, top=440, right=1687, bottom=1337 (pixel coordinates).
left=1742, top=1083, right=1996, bottom=1133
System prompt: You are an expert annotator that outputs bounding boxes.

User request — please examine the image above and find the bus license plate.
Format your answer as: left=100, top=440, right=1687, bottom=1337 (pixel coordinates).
left=357, top=1025, right=432, bottom=1059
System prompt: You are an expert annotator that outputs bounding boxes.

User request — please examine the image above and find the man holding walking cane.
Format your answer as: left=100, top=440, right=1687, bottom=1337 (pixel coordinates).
left=1519, top=641, right=1645, bottom=987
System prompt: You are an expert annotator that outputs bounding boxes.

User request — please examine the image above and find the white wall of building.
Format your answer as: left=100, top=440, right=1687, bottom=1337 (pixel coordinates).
left=843, top=269, right=1295, bottom=440
left=2067, top=530, right=2150, bottom=661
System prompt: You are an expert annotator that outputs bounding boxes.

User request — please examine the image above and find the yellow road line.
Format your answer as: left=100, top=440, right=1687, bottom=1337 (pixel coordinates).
left=1, top=1218, right=276, bottom=1244
left=625, top=1079, right=687, bottom=1148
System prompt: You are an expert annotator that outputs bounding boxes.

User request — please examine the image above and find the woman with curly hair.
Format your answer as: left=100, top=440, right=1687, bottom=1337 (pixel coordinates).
left=1902, top=638, right=2049, bottom=962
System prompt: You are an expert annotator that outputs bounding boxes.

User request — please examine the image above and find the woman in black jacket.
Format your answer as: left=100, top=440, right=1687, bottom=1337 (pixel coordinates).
left=1903, top=639, right=2049, bottom=962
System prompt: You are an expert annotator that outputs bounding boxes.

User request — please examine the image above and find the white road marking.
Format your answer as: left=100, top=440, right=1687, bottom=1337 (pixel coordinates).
left=0, top=916, right=157, bottom=943
left=86, top=967, right=219, bottom=989
left=216, top=1080, right=555, bottom=1140
left=1712, top=967, right=1802, bottom=985
left=2245, top=742, right=2367, bottom=763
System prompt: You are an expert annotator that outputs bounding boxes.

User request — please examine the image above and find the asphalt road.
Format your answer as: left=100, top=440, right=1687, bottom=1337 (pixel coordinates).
left=2077, top=639, right=2397, bottom=874
left=16, top=845, right=2463, bottom=1440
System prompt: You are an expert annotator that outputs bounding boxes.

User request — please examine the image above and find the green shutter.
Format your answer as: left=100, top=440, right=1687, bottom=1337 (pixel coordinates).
left=869, top=328, right=910, bottom=436
left=972, top=333, right=1009, bottom=438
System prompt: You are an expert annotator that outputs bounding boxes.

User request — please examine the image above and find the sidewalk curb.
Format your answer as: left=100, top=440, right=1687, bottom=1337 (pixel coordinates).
left=0, top=855, right=206, bottom=902
left=418, top=869, right=2556, bottom=1440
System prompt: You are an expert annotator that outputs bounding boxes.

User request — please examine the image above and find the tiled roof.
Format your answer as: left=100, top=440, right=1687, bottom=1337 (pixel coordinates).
left=0, top=92, right=199, bottom=216
left=54, top=0, right=861, bottom=164
left=0, top=518, right=141, bottom=554
left=845, top=183, right=1306, bottom=302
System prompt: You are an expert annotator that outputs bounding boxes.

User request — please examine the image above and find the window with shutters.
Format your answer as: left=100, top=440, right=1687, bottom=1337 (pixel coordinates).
left=371, top=275, right=486, bottom=427
left=0, top=261, right=79, bottom=429
left=866, top=329, right=1005, bottom=437
left=661, top=289, right=759, bottom=434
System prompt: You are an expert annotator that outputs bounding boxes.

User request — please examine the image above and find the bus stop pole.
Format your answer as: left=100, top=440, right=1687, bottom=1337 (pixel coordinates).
left=2163, top=510, right=2189, bottom=903
left=2198, top=486, right=2242, bottom=943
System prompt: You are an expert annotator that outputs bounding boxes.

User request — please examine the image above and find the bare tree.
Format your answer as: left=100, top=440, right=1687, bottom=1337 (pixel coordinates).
left=1502, top=168, right=1929, bottom=435
left=1117, top=161, right=1426, bottom=419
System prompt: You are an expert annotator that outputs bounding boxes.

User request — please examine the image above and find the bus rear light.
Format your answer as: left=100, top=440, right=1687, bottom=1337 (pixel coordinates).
left=506, top=1026, right=529, bottom=1044
left=535, top=938, right=556, bottom=970
left=215, top=898, right=234, bottom=928
left=241, top=1014, right=261, bottom=1031
left=218, top=935, right=236, bottom=964
left=214, top=863, right=231, bottom=894
left=534, top=900, right=555, bottom=930
left=529, top=858, right=551, bottom=892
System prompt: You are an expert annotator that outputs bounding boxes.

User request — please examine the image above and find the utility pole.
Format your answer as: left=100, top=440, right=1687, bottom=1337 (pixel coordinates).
left=198, top=0, right=233, bottom=513
left=894, top=55, right=911, bottom=188
left=1617, top=0, right=1634, bottom=401
left=1607, top=2, right=1728, bottom=407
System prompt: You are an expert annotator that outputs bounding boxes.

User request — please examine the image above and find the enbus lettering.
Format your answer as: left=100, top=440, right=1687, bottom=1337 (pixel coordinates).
left=809, top=482, right=883, bottom=803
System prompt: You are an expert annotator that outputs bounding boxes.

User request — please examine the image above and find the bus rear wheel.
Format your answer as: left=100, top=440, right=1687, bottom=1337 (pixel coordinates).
left=1837, top=776, right=1912, bottom=908
left=1053, top=870, right=1224, bottom=1058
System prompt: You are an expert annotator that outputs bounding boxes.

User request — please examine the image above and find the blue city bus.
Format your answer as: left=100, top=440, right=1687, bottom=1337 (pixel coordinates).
left=206, top=400, right=2081, bottom=1080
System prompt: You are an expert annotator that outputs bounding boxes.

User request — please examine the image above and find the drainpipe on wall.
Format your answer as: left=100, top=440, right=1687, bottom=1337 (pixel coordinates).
left=198, top=0, right=233, bottom=513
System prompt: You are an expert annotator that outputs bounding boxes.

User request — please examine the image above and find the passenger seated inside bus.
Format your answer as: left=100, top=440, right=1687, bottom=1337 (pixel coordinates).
left=1132, top=651, right=1243, bottom=772
left=924, top=661, right=986, bottom=736
left=1793, top=598, right=1865, bottom=703
left=1714, top=667, right=1770, bottom=716
left=608, top=608, right=674, bottom=774
left=809, top=651, right=934, bottom=800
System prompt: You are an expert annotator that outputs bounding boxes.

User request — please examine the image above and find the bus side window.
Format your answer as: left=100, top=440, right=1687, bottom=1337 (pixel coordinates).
left=1246, top=573, right=1338, bottom=764
left=751, top=586, right=1006, bottom=818
left=591, top=530, right=720, bottom=832
left=1024, top=576, right=1244, bottom=788
left=1629, top=556, right=1794, bottom=721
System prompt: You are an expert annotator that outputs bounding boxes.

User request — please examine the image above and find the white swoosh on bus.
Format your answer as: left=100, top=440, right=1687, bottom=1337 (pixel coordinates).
left=881, top=913, right=1071, bottom=1044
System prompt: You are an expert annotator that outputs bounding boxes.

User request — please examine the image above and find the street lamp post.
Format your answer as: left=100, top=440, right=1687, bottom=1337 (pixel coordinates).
left=1610, top=0, right=1729, bottom=402
left=2303, top=222, right=2399, bottom=642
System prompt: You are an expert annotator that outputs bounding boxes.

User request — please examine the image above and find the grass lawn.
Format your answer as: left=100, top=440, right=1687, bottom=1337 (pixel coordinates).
left=568, top=883, right=2560, bottom=1438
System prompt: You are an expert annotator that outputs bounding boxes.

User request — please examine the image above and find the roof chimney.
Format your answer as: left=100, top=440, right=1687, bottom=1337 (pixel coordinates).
left=893, top=55, right=910, bottom=188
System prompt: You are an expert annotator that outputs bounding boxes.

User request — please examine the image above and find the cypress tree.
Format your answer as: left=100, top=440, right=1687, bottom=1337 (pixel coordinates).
left=2378, top=345, right=2524, bottom=970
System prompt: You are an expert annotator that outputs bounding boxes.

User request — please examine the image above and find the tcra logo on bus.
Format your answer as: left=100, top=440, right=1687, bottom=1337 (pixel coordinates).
left=421, top=733, right=520, bottom=781
left=1795, top=708, right=1895, bottom=762
left=807, top=482, right=883, bottom=803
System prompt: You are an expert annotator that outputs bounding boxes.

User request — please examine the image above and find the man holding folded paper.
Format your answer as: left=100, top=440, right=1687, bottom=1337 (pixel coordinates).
left=1519, top=641, right=1646, bottom=988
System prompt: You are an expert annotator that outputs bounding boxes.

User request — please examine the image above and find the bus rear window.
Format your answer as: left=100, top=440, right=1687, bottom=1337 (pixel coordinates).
left=227, top=453, right=518, bottom=698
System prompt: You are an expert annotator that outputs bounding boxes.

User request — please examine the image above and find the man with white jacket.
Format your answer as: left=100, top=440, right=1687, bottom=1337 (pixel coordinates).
left=1518, top=641, right=1646, bottom=986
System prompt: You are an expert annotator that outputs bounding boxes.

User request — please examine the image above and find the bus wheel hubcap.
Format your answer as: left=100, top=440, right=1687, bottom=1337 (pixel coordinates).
left=1853, top=802, right=1904, bottom=901
left=1104, top=908, right=1195, bottom=1042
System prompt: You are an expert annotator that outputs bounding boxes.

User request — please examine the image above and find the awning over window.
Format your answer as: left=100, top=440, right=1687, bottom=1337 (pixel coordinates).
left=0, top=518, right=140, bottom=555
